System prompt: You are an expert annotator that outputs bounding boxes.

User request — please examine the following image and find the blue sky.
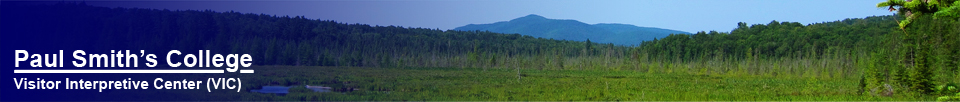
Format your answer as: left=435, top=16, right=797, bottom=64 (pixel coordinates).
left=86, top=0, right=894, bottom=33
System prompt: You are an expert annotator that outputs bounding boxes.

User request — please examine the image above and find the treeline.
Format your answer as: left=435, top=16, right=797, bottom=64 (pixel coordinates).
left=2, top=2, right=632, bottom=68
left=638, top=16, right=901, bottom=61
left=639, top=11, right=959, bottom=95
left=863, top=14, right=960, bottom=95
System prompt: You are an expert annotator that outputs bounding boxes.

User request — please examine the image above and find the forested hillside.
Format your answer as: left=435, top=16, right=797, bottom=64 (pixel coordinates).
left=638, top=16, right=902, bottom=61
left=2, top=2, right=631, bottom=69
left=638, top=6, right=959, bottom=97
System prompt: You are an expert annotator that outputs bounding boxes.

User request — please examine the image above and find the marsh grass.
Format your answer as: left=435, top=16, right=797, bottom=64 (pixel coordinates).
left=129, top=66, right=934, bottom=101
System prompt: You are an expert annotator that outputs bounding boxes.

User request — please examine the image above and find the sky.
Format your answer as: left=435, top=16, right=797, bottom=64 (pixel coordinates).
left=82, top=0, right=896, bottom=33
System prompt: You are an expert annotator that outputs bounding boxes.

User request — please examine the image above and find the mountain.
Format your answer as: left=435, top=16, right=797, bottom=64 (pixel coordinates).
left=454, top=14, right=690, bottom=45
left=593, top=23, right=691, bottom=45
left=455, top=15, right=616, bottom=42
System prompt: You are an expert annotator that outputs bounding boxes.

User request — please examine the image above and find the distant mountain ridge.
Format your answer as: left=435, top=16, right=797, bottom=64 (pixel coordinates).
left=454, top=14, right=690, bottom=45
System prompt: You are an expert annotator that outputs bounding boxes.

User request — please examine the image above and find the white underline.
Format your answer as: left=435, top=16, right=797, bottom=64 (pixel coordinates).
left=239, top=69, right=254, bottom=73
left=13, top=69, right=229, bottom=73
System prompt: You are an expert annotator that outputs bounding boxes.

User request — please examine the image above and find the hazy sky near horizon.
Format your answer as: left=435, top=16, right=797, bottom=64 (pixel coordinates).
left=84, top=0, right=894, bottom=33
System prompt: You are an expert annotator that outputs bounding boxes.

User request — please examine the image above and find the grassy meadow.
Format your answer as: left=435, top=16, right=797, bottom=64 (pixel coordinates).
left=131, top=65, right=935, bottom=101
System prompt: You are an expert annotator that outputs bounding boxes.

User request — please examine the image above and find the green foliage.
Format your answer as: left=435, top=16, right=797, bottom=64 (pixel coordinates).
left=865, top=49, right=895, bottom=95
left=934, top=83, right=959, bottom=96
left=935, top=83, right=960, bottom=101
left=896, top=14, right=960, bottom=94
left=878, top=0, right=960, bottom=28
left=859, top=75, right=868, bottom=95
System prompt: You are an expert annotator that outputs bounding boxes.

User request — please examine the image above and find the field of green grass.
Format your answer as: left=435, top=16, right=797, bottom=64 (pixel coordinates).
left=127, top=66, right=933, bottom=101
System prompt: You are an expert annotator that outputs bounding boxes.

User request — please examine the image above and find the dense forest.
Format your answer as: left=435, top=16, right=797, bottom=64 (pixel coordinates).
left=638, top=16, right=900, bottom=61
left=637, top=0, right=960, bottom=98
left=2, top=1, right=958, bottom=99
